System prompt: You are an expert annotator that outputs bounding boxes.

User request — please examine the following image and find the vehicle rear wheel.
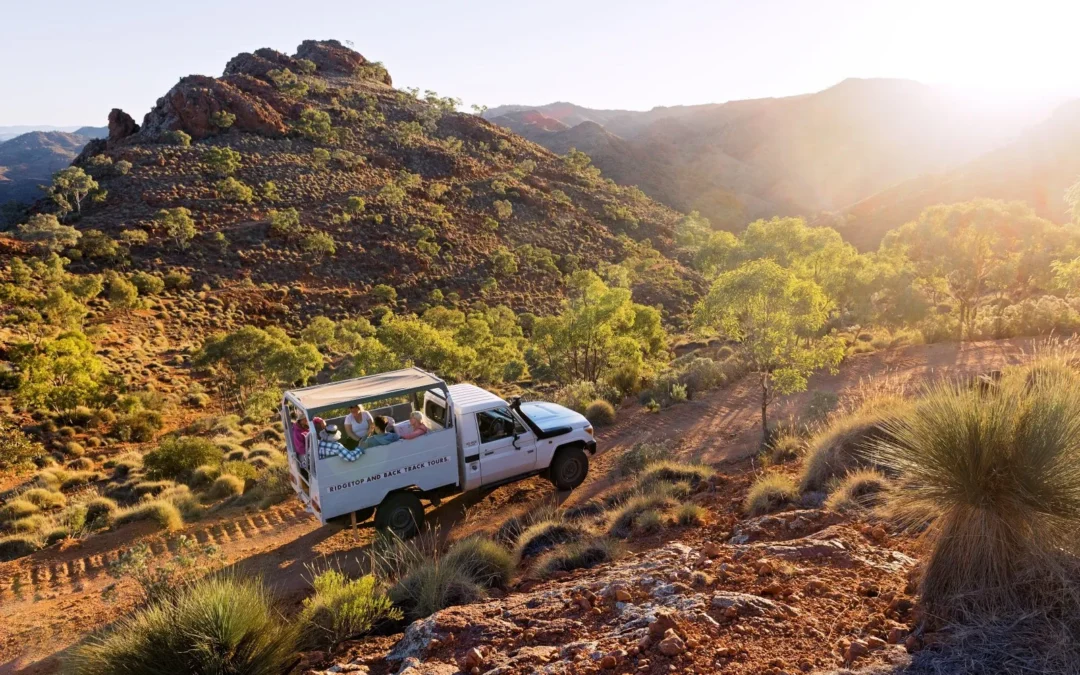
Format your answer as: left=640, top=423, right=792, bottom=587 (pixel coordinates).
left=549, top=446, right=588, bottom=491
left=375, top=492, right=424, bottom=538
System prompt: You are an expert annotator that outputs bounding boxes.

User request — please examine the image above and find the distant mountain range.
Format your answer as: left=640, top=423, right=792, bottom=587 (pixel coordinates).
left=0, top=128, right=106, bottom=207
left=486, top=81, right=1070, bottom=246
left=0, top=125, right=106, bottom=142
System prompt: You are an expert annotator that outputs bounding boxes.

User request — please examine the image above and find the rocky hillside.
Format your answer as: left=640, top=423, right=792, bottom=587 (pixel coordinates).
left=488, top=80, right=1050, bottom=231
left=59, top=40, right=701, bottom=327
left=837, top=99, right=1080, bottom=250
left=0, top=131, right=100, bottom=206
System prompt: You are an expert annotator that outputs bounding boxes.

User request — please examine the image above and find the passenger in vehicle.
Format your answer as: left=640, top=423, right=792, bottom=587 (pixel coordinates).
left=290, top=415, right=324, bottom=469
left=398, top=411, right=428, bottom=440
left=359, top=415, right=400, bottom=449
left=344, top=404, right=374, bottom=441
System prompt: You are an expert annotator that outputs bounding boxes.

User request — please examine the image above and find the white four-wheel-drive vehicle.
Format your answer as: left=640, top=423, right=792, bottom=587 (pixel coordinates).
left=281, top=368, right=597, bottom=536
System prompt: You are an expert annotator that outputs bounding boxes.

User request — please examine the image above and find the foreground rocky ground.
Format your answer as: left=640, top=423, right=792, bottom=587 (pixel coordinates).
left=308, top=495, right=920, bottom=675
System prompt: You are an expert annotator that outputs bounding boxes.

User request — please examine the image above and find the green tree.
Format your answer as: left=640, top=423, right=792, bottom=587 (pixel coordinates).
left=15, top=214, right=81, bottom=253
left=215, top=177, right=255, bottom=203
left=528, top=271, right=667, bottom=384
left=106, top=272, right=140, bottom=310
left=202, top=147, right=242, bottom=177
left=47, top=167, right=99, bottom=218
left=0, top=419, right=44, bottom=470
left=301, top=232, right=336, bottom=261
left=493, top=200, right=512, bottom=220
left=376, top=315, right=475, bottom=380
left=268, top=208, right=301, bottom=238
left=262, top=181, right=281, bottom=202
left=167, top=130, right=192, bottom=146
left=372, top=284, right=397, bottom=304
left=210, top=110, right=236, bottom=129
left=193, top=326, right=323, bottom=408
left=15, top=330, right=109, bottom=412
left=294, top=109, right=333, bottom=142
left=694, top=259, right=843, bottom=441
left=156, top=207, right=197, bottom=249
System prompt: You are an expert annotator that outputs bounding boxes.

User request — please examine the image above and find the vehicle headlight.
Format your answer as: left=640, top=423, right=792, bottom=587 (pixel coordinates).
left=585, top=426, right=594, bottom=436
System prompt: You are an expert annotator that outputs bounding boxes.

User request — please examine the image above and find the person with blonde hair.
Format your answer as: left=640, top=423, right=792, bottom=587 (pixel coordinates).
left=398, top=411, right=428, bottom=440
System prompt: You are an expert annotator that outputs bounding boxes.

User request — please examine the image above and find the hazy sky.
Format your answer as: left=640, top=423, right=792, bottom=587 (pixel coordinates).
left=2, top=0, right=1078, bottom=126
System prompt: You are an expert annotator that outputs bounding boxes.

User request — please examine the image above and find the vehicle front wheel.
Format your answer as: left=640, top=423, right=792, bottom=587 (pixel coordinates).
left=375, top=492, right=424, bottom=538
left=549, top=446, right=588, bottom=491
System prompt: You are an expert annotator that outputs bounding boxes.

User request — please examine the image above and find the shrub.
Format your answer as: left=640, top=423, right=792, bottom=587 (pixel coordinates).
left=166, top=130, right=191, bottom=146
left=873, top=366, right=1080, bottom=622
left=533, top=538, right=624, bottom=578
left=674, top=502, right=708, bottom=526
left=824, top=469, right=890, bottom=514
left=215, top=177, right=255, bottom=203
left=207, top=474, right=245, bottom=500
left=0, top=534, right=42, bottom=561
left=299, top=570, right=401, bottom=650
left=515, top=520, right=589, bottom=560
left=222, top=460, right=258, bottom=481
left=268, top=208, right=301, bottom=238
left=201, top=146, right=242, bottom=177
left=442, top=537, right=514, bottom=589
left=744, top=473, right=798, bottom=516
left=0, top=419, right=44, bottom=470
left=616, top=442, right=672, bottom=476
left=69, top=575, right=297, bottom=675
left=190, top=464, right=221, bottom=488
left=132, top=480, right=177, bottom=499
left=554, top=380, right=620, bottom=414
left=21, top=488, right=66, bottom=510
left=113, top=500, right=183, bottom=531
left=144, top=436, right=220, bottom=479
left=389, top=559, right=485, bottom=622
left=130, top=271, right=165, bottom=295
left=584, top=399, right=616, bottom=426
left=800, top=395, right=911, bottom=492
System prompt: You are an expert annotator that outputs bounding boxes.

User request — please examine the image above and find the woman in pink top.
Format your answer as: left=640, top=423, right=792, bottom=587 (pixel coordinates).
left=290, top=416, right=324, bottom=465
left=399, top=411, right=429, bottom=440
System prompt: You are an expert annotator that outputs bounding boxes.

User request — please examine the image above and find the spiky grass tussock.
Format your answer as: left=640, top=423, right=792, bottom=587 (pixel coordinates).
left=515, top=520, right=590, bottom=559
left=607, top=491, right=677, bottom=538
left=636, top=461, right=715, bottom=490
left=494, top=503, right=558, bottom=546
left=824, top=469, right=891, bottom=514
left=377, top=530, right=510, bottom=622
left=69, top=575, right=298, bottom=675
left=744, top=473, right=798, bottom=516
left=800, top=394, right=911, bottom=491
left=674, top=502, right=708, bottom=526
left=298, top=569, right=401, bottom=650
left=533, top=538, right=625, bottom=578
left=113, top=500, right=183, bottom=532
left=873, top=360, right=1080, bottom=625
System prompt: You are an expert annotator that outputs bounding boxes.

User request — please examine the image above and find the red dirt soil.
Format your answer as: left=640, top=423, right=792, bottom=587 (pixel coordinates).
left=0, top=339, right=1032, bottom=674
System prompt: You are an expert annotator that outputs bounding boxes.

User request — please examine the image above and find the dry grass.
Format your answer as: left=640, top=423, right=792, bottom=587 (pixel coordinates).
left=873, top=357, right=1080, bottom=625
left=533, top=538, right=625, bottom=578
left=744, top=473, right=798, bottom=516
left=824, top=469, right=890, bottom=514
left=113, top=500, right=183, bottom=532
left=800, top=394, right=911, bottom=491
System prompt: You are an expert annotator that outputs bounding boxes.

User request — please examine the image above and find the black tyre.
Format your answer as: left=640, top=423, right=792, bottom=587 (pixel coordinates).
left=549, top=446, right=589, bottom=491
left=375, top=492, right=424, bottom=538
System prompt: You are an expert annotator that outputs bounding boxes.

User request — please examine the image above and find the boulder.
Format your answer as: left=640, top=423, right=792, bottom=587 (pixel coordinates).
left=108, top=108, right=139, bottom=143
left=139, top=75, right=288, bottom=140
left=295, top=39, right=392, bottom=85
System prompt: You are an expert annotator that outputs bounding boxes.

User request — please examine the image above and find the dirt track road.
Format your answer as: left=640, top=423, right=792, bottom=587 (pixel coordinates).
left=0, top=339, right=1032, bottom=673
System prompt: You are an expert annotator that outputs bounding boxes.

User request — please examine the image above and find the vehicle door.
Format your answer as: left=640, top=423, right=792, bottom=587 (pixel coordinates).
left=475, top=406, right=537, bottom=485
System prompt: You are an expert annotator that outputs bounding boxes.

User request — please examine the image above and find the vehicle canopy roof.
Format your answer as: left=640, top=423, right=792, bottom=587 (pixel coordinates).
left=444, top=383, right=507, bottom=415
left=283, top=367, right=448, bottom=416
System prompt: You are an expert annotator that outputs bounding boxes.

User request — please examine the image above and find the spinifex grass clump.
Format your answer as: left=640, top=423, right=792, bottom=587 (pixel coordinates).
left=873, top=362, right=1080, bottom=624
left=70, top=575, right=297, bottom=675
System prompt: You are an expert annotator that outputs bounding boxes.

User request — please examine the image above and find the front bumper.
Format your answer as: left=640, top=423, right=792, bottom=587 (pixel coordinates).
left=585, top=440, right=597, bottom=455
